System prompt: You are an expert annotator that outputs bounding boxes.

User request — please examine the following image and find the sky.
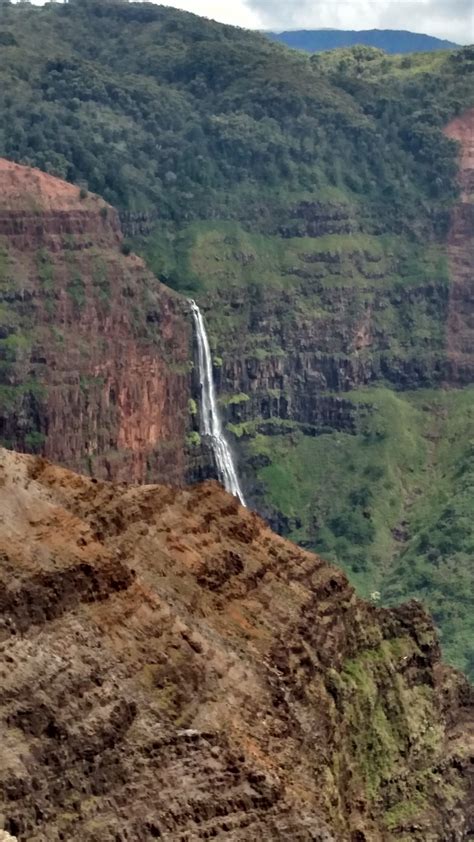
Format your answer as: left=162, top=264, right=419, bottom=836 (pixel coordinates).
left=166, top=0, right=474, bottom=44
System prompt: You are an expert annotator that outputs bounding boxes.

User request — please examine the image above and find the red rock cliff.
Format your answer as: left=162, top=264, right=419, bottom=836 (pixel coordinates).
left=0, top=160, right=193, bottom=483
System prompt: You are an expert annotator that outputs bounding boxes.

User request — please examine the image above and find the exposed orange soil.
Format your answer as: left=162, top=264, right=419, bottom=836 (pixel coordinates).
left=0, top=158, right=107, bottom=212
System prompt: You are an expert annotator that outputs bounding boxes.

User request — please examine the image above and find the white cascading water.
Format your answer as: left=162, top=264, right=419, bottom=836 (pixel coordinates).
left=189, top=300, right=246, bottom=507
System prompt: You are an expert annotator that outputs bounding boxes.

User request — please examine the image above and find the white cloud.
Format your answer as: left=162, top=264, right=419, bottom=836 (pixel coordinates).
left=378, top=0, right=473, bottom=43
left=165, top=0, right=261, bottom=28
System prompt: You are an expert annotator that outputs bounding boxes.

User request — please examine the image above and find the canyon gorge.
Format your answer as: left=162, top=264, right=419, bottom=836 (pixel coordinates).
left=1, top=100, right=472, bottom=673
left=0, top=3, right=473, bottom=838
left=0, top=114, right=472, bottom=838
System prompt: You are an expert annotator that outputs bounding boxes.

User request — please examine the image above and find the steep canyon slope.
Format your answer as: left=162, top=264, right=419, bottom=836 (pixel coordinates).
left=445, top=110, right=474, bottom=379
left=0, top=159, right=193, bottom=484
left=0, top=447, right=473, bottom=841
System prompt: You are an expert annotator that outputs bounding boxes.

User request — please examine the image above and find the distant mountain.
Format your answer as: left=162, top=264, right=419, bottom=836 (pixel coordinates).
left=267, top=28, right=458, bottom=54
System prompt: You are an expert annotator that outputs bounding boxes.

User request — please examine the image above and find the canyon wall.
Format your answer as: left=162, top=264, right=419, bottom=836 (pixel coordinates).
left=0, top=124, right=472, bottom=674
left=0, top=160, right=193, bottom=484
left=172, top=111, right=474, bottom=676
left=190, top=111, right=473, bottom=436
left=2, top=116, right=469, bottom=501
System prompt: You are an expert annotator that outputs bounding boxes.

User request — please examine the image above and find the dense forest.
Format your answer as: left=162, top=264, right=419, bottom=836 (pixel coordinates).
left=0, top=0, right=472, bottom=228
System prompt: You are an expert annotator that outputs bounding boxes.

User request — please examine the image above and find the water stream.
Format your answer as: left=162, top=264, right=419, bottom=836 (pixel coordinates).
left=189, top=299, right=246, bottom=506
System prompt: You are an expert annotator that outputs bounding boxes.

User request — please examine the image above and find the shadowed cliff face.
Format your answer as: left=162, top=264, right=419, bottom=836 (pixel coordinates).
left=0, top=160, right=193, bottom=484
left=0, top=448, right=472, bottom=841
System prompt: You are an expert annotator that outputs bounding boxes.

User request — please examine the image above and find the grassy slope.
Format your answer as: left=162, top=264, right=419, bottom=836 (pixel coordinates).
left=242, top=386, right=474, bottom=676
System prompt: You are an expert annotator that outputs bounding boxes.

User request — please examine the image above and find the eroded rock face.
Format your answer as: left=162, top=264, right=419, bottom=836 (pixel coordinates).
left=0, top=448, right=472, bottom=841
left=0, top=159, right=193, bottom=485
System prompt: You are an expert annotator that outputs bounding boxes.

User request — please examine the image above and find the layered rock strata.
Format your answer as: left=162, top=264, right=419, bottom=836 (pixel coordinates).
left=0, top=160, right=193, bottom=484
left=0, top=448, right=472, bottom=841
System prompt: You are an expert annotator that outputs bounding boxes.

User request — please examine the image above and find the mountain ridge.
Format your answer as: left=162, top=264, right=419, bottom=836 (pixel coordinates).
left=267, top=28, right=459, bottom=54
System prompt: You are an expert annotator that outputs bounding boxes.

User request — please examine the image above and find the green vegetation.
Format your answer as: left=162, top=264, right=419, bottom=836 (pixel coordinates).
left=0, top=2, right=471, bottom=250
left=244, top=386, right=474, bottom=677
left=384, top=389, right=474, bottom=676
left=36, top=249, right=54, bottom=291
left=66, top=275, right=86, bottom=311
left=24, top=430, right=46, bottom=451
left=158, top=222, right=451, bottom=380
left=0, top=379, right=47, bottom=453
left=330, top=632, right=462, bottom=833
left=92, top=256, right=112, bottom=306
left=339, top=641, right=440, bottom=801
left=219, top=392, right=250, bottom=406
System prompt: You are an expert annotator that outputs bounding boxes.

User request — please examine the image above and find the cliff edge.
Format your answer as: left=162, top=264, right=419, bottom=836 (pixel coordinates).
left=0, top=160, right=193, bottom=484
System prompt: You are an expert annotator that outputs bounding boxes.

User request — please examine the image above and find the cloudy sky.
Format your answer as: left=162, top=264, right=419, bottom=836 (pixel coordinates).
left=168, top=0, right=473, bottom=44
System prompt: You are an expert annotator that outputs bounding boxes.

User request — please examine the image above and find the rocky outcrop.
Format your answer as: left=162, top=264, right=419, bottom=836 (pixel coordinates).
left=223, top=389, right=360, bottom=436
left=204, top=272, right=450, bottom=445
left=0, top=160, right=194, bottom=484
left=0, top=159, right=122, bottom=249
left=0, top=447, right=472, bottom=841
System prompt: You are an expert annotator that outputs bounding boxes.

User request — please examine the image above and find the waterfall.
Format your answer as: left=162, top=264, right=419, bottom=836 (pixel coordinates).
left=189, top=300, right=246, bottom=507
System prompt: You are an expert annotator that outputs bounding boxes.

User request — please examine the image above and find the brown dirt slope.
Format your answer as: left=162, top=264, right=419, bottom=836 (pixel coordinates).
left=0, top=448, right=472, bottom=841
